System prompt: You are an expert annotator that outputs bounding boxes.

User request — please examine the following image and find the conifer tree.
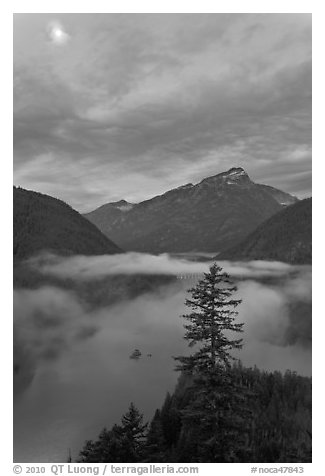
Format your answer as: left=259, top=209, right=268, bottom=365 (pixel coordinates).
left=174, top=263, right=244, bottom=374
left=78, top=403, right=147, bottom=462
left=143, top=410, right=167, bottom=462
left=160, top=392, right=182, bottom=447
left=120, top=402, right=148, bottom=461
left=173, top=263, right=248, bottom=462
left=121, top=402, right=147, bottom=443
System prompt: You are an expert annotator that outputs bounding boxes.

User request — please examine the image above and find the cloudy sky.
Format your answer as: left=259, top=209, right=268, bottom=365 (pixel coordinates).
left=13, top=13, right=311, bottom=212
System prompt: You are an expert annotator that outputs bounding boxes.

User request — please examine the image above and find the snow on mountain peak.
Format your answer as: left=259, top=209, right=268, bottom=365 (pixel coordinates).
left=110, top=200, right=134, bottom=212
left=175, top=183, right=194, bottom=191
left=224, top=167, right=248, bottom=177
left=117, top=204, right=134, bottom=212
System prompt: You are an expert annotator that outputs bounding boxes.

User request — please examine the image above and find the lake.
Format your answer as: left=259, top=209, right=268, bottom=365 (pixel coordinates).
left=13, top=255, right=312, bottom=462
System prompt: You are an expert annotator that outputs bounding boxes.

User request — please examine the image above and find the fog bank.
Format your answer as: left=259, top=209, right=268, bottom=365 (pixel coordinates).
left=27, top=251, right=304, bottom=280
left=14, top=253, right=311, bottom=462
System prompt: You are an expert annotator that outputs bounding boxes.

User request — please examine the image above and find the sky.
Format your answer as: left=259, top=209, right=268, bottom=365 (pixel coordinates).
left=13, top=13, right=312, bottom=212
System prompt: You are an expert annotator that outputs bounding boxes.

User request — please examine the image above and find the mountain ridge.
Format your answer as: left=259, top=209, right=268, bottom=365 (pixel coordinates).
left=218, top=198, right=312, bottom=264
left=84, top=167, right=298, bottom=253
left=14, top=186, right=122, bottom=261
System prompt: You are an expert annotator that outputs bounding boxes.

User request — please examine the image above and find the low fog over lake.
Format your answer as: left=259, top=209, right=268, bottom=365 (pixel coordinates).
left=14, top=253, right=311, bottom=462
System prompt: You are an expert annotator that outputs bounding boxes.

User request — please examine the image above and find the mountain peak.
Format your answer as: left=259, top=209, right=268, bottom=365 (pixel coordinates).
left=200, top=167, right=250, bottom=186
left=111, top=199, right=130, bottom=206
left=224, top=167, right=248, bottom=176
left=109, top=200, right=134, bottom=212
left=85, top=167, right=296, bottom=254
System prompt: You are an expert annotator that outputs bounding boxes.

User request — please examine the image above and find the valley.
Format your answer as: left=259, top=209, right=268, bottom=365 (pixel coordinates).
left=13, top=252, right=311, bottom=462
left=13, top=12, right=312, bottom=467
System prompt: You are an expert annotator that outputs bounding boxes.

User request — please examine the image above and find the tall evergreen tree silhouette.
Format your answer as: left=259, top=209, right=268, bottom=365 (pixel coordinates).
left=78, top=403, right=147, bottom=462
left=174, top=263, right=249, bottom=462
left=175, top=263, right=244, bottom=374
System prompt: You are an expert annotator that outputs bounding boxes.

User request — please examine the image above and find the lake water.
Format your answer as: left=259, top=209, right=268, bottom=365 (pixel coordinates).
left=13, top=257, right=312, bottom=462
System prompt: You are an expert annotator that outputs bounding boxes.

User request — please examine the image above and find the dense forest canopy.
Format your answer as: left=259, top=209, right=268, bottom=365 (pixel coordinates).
left=14, top=186, right=121, bottom=261
left=78, top=365, right=311, bottom=463
left=220, top=198, right=312, bottom=264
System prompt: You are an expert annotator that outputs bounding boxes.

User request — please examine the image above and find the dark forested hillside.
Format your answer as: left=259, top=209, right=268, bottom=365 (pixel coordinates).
left=78, top=365, right=312, bottom=463
left=84, top=168, right=297, bottom=253
left=219, top=198, right=312, bottom=264
left=14, top=186, right=121, bottom=261
left=13, top=187, right=175, bottom=301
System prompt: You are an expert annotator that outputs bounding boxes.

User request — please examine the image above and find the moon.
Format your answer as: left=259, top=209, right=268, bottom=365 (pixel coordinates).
left=47, top=21, right=70, bottom=45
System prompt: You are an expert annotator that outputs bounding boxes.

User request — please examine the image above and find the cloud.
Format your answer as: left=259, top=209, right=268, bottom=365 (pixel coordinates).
left=13, top=285, right=101, bottom=396
left=13, top=247, right=312, bottom=460
left=13, top=256, right=311, bottom=398
left=13, top=14, right=311, bottom=211
left=26, top=252, right=302, bottom=281
left=28, top=252, right=209, bottom=278
left=13, top=252, right=311, bottom=463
